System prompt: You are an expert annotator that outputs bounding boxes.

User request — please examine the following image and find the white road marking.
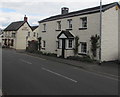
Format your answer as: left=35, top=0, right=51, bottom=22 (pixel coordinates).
left=24, top=54, right=46, bottom=61
left=17, top=53, right=46, bottom=61
left=20, top=59, right=32, bottom=64
left=36, top=57, right=46, bottom=61
left=42, top=67, right=78, bottom=83
left=73, top=67, right=119, bottom=81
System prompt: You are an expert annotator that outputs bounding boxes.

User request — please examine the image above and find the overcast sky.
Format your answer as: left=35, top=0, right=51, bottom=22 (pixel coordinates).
left=0, top=0, right=119, bottom=29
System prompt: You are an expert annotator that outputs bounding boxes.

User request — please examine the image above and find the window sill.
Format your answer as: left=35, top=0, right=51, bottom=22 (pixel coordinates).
left=66, top=48, right=74, bottom=50
left=57, top=48, right=73, bottom=50
left=66, top=28, right=72, bottom=31
left=79, top=28, right=87, bottom=30
left=42, top=31, right=46, bottom=32
left=42, top=48, right=45, bottom=50
left=57, top=48, right=61, bottom=49
left=55, top=30, right=61, bottom=31
left=78, top=53, right=87, bottom=55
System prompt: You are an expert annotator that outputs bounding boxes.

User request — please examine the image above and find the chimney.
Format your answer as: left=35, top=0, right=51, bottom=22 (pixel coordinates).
left=61, top=7, right=69, bottom=14
left=24, top=15, right=28, bottom=22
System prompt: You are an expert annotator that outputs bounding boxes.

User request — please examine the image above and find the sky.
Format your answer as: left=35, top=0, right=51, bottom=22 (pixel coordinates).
left=0, top=0, right=119, bottom=29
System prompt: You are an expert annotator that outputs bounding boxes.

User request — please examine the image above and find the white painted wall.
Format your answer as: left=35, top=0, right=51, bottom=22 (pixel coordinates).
left=39, top=12, right=100, bottom=58
left=16, top=22, right=32, bottom=50
left=118, top=8, right=120, bottom=61
left=0, top=34, right=2, bottom=46
left=39, top=6, right=119, bottom=61
left=102, top=6, right=119, bottom=61
left=39, top=21, right=58, bottom=54
left=28, top=27, right=39, bottom=41
left=2, top=31, right=17, bottom=48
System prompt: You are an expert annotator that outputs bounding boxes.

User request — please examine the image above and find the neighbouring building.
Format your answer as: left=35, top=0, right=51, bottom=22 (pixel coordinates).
left=0, top=30, right=3, bottom=46
left=2, top=16, right=38, bottom=50
left=38, top=2, right=120, bottom=62
left=31, top=26, right=39, bottom=40
left=118, top=7, right=120, bottom=61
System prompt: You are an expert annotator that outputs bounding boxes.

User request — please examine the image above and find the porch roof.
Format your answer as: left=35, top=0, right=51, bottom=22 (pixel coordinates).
left=57, top=30, right=74, bottom=39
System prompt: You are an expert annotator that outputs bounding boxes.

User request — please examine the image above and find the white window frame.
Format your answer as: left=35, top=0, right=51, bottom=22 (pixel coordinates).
left=57, top=21, right=61, bottom=30
left=66, top=39, right=73, bottom=49
left=68, top=19, right=72, bottom=29
left=68, top=39, right=73, bottom=48
left=80, top=17, right=87, bottom=28
left=28, top=32, right=30, bottom=37
left=79, top=42, right=87, bottom=54
left=43, top=24, right=46, bottom=31
left=42, top=40, right=46, bottom=48
left=12, top=33, right=16, bottom=38
left=33, top=32, right=36, bottom=37
left=37, top=33, right=38, bottom=38
left=58, top=39, right=62, bottom=49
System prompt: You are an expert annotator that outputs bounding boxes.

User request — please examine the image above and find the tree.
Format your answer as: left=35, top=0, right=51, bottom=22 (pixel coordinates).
left=27, top=40, right=38, bottom=53
left=38, top=37, right=42, bottom=50
left=74, top=36, right=80, bottom=55
left=90, top=34, right=100, bottom=58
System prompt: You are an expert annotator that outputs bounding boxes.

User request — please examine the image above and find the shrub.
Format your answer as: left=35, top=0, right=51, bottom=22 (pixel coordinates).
left=90, top=34, right=100, bottom=58
left=42, top=52, right=57, bottom=57
left=26, top=40, right=38, bottom=53
left=67, top=55, right=94, bottom=63
left=74, top=36, right=80, bottom=55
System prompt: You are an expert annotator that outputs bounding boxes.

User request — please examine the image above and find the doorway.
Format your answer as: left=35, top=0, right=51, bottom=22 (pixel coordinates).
left=62, top=39, right=65, bottom=58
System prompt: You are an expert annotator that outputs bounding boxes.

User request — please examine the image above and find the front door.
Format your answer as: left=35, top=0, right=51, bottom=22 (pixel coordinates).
left=62, top=39, right=65, bottom=58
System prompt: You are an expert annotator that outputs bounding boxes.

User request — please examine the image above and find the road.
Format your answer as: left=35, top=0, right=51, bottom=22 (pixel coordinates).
left=2, top=49, right=118, bottom=95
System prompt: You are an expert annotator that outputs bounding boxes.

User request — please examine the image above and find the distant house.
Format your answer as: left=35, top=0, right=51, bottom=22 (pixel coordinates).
left=38, top=2, right=120, bottom=62
left=2, top=16, right=37, bottom=50
left=0, top=30, right=3, bottom=46
left=30, top=26, right=39, bottom=41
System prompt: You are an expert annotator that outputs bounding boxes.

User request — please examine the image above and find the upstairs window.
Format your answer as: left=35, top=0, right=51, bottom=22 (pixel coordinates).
left=33, top=32, right=36, bottom=37
left=43, top=24, right=46, bottom=32
left=68, top=19, right=72, bottom=29
left=5, top=32, right=7, bottom=37
left=12, top=33, right=15, bottom=38
left=57, top=21, right=61, bottom=30
left=37, top=33, right=38, bottom=38
left=28, top=32, right=30, bottom=37
left=80, top=17, right=87, bottom=28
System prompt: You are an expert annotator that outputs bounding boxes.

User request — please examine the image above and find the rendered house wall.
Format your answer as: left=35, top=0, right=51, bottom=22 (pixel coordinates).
left=101, top=6, right=119, bottom=61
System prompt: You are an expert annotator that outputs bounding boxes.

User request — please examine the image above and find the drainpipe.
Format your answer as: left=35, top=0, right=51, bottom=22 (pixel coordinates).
left=99, top=0, right=102, bottom=65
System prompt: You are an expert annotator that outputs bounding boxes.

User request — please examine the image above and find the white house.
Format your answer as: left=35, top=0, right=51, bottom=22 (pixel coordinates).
left=0, top=29, right=3, bottom=47
left=0, top=34, right=3, bottom=47
left=38, top=2, right=120, bottom=62
left=31, top=26, right=39, bottom=41
left=2, top=16, right=38, bottom=50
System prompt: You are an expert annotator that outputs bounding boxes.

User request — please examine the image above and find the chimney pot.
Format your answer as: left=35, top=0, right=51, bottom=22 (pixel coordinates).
left=24, top=15, right=28, bottom=22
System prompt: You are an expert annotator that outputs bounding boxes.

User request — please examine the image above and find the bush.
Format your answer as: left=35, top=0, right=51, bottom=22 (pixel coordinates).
left=67, top=55, right=94, bottom=63
left=26, top=40, right=38, bottom=53
left=26, top=49, right=57, bottom=57
left=42, top=52, right=57, bottom=57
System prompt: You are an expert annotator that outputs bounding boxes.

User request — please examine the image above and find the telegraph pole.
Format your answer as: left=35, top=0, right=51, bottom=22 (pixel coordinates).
left=99, top=0, right=102, bottom=65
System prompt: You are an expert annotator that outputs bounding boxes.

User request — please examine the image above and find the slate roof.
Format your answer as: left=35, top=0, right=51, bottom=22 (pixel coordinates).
left=31, top=26, right=38, bottom=31
left=57, top=30, right=74, bottom=39
left=39, top=2, right=120, bottom=23
left=4, top=21, right=25, bottom=31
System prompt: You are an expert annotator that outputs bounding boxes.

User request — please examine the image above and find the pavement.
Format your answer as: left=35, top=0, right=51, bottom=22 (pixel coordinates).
left=20, top=51, right=119, bottom=79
